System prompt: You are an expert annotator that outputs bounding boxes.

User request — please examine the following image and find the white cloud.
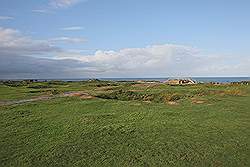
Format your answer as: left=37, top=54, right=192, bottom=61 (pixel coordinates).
left=0, top=16, right=14, bottom=20
left=49, top=0, right=84, bottom=9
left=32, top=9, right=51, bottom=14
left=32, top=0, right=87, bottom=14
left=56, top=44, right=250, bottom=77
left=57, top=44, right=201, bottom=74
left=0, top=54, right=88, bottom=79
left=0, top=27, right=59, bottom=56
left=49, top=37, right=86, bottom=43
left=0, top=27, right=249, bottom=78
left=61, top=26, right=84, bottom=31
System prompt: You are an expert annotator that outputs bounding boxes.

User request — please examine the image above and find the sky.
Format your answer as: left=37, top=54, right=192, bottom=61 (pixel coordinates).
left=0, top=0, right=250, bottom=79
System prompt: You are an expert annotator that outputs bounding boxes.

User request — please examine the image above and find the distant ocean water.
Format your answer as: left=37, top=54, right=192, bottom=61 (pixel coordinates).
left=53, top=77, right=250, bottom=83
left=2, top=77, right=250, bottom=83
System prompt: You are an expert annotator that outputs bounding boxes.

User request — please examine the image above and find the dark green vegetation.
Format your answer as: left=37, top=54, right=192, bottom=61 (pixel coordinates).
left=0, top=80, right=250, bottom=166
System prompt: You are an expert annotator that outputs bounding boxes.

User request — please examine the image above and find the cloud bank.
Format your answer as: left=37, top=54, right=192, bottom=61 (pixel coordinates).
left=0, top=27, right=60, bottom=56
left=49, top=0, right=84, bottom=9
left=56, top=45, right=250, bottom=77
left=32, top=0, right=86, bottom=14
left=61, top=26, right=84, bottom=31
left=49, top=37, right=86, bottom=44
left=0, top=16, right=14, bottom=20
left=0, top=27, right=249, bottom=79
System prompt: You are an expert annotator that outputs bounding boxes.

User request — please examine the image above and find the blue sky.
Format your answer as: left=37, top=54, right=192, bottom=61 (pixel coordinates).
left=0, top=0, right=250, bottom=78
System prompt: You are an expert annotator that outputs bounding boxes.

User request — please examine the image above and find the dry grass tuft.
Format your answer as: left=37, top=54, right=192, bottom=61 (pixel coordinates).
left=165, top=93, right=183, bottom=102
left=167, top=101, right=179, bottom=105
left=63, top=91, right=95, bottom=99
left=211, top=89, right=245, bottom=96
left=191, top=98, right=206, bottom=104
left=223, top=89, right=245, bottom=96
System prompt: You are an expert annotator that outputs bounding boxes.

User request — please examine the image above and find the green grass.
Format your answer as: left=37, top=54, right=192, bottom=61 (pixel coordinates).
left=0, top=81, right=250, bottom=166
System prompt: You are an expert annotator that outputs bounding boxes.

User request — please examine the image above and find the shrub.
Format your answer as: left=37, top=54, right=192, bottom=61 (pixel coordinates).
left=193, top=89, right=210, bottom=96
left=27, top=85, right=52, bottom=89
left=165, top=93, right=183, bottom=102
left=50, top=89, right=61, bottom=95
left=48, top=81, right=67, bottom=85
left=3, top=81, right=28, bottom=87
left=224, top=89, right=244, bottom=96
left=96, top=90, right=154, bottom=102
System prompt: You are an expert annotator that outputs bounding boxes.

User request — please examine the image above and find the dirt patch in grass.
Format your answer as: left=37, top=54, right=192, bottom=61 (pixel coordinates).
left=167, top=101, right=179, bottom=105
left=128, top=89, right=144, bottom=92
left=0, top=95, right=53, bottom=106
left=130, top=103, right=142, bottom=106
left=164, top=94, right=184, bottom=105
left=0, top=101, right=7, bottom=106
left=0, top=91, right=94, bottom=106
left=132, top=83, right=151, bottom=87
left=191, top=98, right=206, bottom=104
left=165, top=93, right=184, bottom=101
left=80, top=94, right=95, bottom=99
left=63, top=91, right=95, bottom=99
left=223, top=89, right=245, bottom=96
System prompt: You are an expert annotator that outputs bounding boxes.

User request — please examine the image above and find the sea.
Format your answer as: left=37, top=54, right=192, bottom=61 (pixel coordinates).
left=33, top=77, right=250, bottom=83
left=1, top=77, right=250, bottom=83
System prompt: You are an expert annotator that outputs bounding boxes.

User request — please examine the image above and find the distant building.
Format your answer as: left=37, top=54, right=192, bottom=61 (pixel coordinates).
left=164, top=79, right=196, bottom=85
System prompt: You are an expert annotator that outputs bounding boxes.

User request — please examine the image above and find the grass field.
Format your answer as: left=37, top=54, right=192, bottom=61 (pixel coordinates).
left=0, top=80, right=250, bottom=166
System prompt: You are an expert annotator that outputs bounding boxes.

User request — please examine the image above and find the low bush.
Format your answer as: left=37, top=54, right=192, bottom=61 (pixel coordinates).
left=50, top=89, right=61, bottom=95
left=165, top=93, right=184, bottom=102
left=224, top=89, right=244, bottom=96
left=48, top=81, right=67, bottom=85
left=96, top=90, right=155, bottom=102
left=27, top=85, right=52, bottom=89
left=3, top=81, right=28, bottom=87
left=29, top=89, right=61, bottom=95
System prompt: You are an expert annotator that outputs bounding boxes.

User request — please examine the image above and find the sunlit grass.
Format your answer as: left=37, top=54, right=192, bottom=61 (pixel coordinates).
left=0, top=81, right=250, bottom=166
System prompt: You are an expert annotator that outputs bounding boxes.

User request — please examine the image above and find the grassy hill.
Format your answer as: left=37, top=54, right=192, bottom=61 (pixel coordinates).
left=0, top=80, right=250, bottom=166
